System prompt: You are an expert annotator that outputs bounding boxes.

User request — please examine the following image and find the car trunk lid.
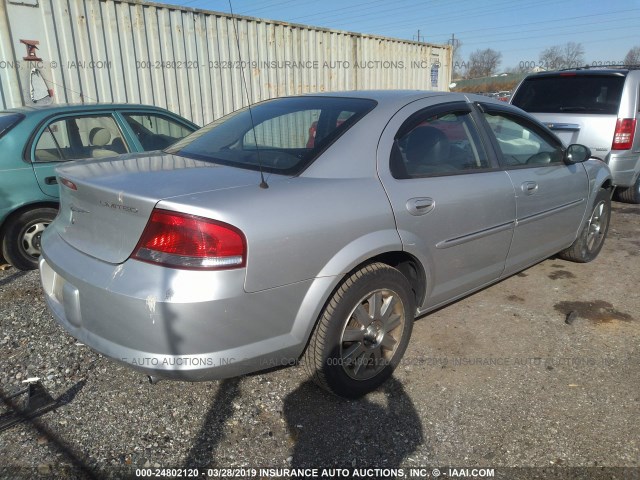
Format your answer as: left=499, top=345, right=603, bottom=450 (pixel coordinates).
left=53, top=152, right=263, bottom=264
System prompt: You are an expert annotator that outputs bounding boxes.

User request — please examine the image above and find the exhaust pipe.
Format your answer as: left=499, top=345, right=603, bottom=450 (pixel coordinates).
left=147, top=375, right=162, bottom=385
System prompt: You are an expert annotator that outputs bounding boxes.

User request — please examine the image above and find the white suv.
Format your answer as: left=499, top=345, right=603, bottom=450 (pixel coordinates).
left=511, top=67, right=640, bottom=203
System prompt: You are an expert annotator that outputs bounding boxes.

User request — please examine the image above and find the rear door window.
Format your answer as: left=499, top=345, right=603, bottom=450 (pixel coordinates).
left=512, top=75, right=625, bottom=115
left=33, top=115, right=128, bottom=162
left=391, top=109, right=490, bottom=178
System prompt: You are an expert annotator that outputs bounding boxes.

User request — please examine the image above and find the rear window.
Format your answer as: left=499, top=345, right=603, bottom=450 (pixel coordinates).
left=512, top=75, right=625, bottom=115
left=165, top=96, right=377, bottom=175
left=0, top=112, right=25, bottom=140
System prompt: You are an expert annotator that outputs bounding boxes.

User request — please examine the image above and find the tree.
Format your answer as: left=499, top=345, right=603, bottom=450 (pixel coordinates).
left=624, top=46, right=640, bottom=66
left=539, top=42, right=585, bottom=70
left=467, top=48, right=502, bottom=78
left=563, top=42, right=585, bottom=68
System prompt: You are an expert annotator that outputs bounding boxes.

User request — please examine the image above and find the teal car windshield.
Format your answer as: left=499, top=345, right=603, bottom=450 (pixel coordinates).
left=0, top=113, right=25, bottom=140
left=166, top=97, right=377, bottom=175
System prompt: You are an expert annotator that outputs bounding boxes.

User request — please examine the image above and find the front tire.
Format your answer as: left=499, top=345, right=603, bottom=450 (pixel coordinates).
left=304, top=263, right=415, bottom=398
left=558, top=188, right=610, bottom=263
left=1, top=208, right=58, bottom=270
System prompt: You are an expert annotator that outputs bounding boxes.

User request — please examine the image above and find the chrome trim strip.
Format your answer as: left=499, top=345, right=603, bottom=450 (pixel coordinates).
left=436, top=221, right=515, bottom=249
left=546, top=123, right=580, bottom=131
left=516, top=198, right=585, bottom=226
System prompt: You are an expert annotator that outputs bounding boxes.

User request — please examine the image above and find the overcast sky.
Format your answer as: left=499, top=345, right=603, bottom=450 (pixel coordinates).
left=167, top=0, right=639, bottom=71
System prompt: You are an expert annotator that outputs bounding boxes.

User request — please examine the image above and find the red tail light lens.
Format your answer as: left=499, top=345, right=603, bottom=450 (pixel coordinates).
left=612, top=118, right=636, bottom=150
left=133, top=209, right=246, bottom=270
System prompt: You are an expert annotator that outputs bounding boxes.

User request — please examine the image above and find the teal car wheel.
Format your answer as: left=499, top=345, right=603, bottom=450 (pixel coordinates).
left=2, top=207, right=58, bottom=270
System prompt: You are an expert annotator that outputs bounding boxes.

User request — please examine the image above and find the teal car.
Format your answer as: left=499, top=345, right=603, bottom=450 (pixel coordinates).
left=0, top=103, right=197, bottom=270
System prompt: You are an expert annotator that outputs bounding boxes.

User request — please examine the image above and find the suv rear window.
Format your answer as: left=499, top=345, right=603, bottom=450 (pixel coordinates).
left=512, top=74, right=625, bottom=115
left=0, top=112, right=25, bottom=140
left=166, top=96, right=377, bottom=175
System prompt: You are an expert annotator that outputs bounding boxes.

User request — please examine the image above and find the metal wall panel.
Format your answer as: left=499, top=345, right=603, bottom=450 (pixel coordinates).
left=1, top=0, right=452, bottom=123
left=0, top=2, right=24, bottom=110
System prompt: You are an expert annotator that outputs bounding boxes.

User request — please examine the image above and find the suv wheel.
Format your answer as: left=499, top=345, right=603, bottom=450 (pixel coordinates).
left=1, top=208, right=58, bottom=270
left=615, top=175, right=640, bottom=204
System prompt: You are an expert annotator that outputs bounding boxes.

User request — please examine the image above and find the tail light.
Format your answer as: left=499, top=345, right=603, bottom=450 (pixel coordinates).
left=132, top=209, right=246, bottom=270
left=612, top=118, right=636, bottom=150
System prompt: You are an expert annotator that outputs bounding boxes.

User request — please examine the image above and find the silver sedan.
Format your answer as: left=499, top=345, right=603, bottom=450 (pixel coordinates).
left=39, top=91, right=612, bottom=398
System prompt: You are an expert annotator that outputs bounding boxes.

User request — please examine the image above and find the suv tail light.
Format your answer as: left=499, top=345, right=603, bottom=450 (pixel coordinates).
left=612, top=118, right=636, bottom=150
left=132, top=209, right=246, bottom=270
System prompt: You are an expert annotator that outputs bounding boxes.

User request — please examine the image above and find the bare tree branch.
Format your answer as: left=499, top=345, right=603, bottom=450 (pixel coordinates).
left=539, top=42, right=585, bottom=70
left=624, top=46, right=640, bottom=66
left=467, top=48, right=502, bottom=78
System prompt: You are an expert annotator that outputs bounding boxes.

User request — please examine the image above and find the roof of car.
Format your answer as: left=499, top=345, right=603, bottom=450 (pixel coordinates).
left=300, top=89, right=495, bottom=112
left=304, top=89, right=451, bottom=102
left=1, top=102, right=181, bottom=115
left=1, top=91, right=509, bottom=120
left=522, top=68, right=631, bottom=78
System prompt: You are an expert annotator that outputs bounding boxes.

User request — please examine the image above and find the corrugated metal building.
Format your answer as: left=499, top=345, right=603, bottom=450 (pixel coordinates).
left=0, top=0, right=452, bottom=125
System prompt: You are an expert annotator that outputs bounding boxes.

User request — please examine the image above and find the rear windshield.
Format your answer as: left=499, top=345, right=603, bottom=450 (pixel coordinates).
left=512, top=75, right=625, bottom=115
left=165, top=96, right=377, bottom=175
left=0, top=112, right=25, bottom=140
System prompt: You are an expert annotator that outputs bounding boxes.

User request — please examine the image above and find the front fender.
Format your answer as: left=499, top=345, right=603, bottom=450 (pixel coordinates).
left=583, top=158, right=613, bottom=196
left=577, top=158, right=613, bottom=231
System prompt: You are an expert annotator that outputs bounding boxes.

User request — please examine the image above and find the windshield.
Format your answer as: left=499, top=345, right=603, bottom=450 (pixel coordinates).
left=0, top=112, right=25, bottom=140
left=512, top=75, right=625, bottom=115
left=165, top=96, right=377, bottom=175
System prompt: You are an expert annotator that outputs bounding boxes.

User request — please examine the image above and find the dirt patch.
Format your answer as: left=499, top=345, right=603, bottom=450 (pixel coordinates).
left=611, top=206, right=639, bottom=215
left=624, top=240, right=640, bottom=256
left=548, top=270, right=576, bottom=280
left=506, top=294, right=525, bottom=302
left=553, top=300, right=634, bottom=324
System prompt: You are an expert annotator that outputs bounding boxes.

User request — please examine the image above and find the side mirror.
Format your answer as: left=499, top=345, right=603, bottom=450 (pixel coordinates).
left=565, top=144, right=591, bottom=164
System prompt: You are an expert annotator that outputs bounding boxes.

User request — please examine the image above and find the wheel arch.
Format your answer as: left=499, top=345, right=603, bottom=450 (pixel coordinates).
left=0, top=201, right=60, bottom=241
left=600, top=178, right=614, bottom=193
left=293, top=246, right=428, bottom=360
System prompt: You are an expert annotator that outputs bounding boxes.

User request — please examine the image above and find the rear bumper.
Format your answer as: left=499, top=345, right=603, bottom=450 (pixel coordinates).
left=608, top=151, right=640, bottom=187
left=39, top=229, right=315, bottom=381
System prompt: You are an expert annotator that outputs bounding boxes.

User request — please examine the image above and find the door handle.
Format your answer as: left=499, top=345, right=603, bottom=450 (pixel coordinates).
left=44, top=176, right=58, bottom=185
left=521, top=181, right=538, bottom=195
left=406, top=197, right=435, bottom=216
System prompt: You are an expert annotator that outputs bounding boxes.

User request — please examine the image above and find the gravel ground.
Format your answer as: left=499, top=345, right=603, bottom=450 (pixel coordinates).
left=0, top=201, right=638, bottom=480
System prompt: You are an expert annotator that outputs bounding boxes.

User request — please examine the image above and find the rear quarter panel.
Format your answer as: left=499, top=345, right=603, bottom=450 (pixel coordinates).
left=158, top=175, right=400, bottom=293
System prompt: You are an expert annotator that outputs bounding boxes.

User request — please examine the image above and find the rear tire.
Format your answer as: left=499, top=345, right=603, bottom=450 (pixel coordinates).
left=304, top=262, right=415, bottom=399
left=1, top=208, right=58, bottom=270
left=558, top=188, right=610, bottom=263
left=614, top=175, right=640, bottom=204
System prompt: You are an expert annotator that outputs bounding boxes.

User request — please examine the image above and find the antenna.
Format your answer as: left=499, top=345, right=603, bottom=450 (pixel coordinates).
left=228, top=0, right=269, bottom=189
